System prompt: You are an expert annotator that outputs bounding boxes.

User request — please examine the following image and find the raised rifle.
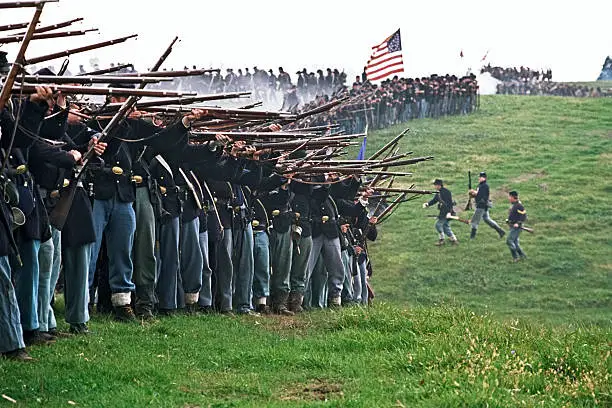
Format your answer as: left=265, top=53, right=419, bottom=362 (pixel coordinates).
left=0, top=29, right=98, bottom=44
left=10, top=84, right=195, bottom=98
left=11, top=75, right=172, bottom=85
left=24, top=34, right=138, bottom=65
left=0, top=3, right=44, bottom=111
left=49, top=36, right=178, bottom=230
left=110, top=68, right=220, bottom=78
left=0, top=0, right=57, bottom=8
left=370, top=187, right=434, bottom=195
left=0, top=22, right=29, bottom=32
left=96, top=92, right=251, bottom=113
left=464, top=170, right=473, bottom=211
left=369, top=128, right=409, bottom=160
left=12, top=17, right=83, bottom=34
left=78, top=64, right=134, bottom=76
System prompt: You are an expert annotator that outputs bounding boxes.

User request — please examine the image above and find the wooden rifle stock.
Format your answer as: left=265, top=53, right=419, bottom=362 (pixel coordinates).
left=369, top=128, right=409, bottom=160
left=25, top=34, right=137, bottom=65
left=0, top=4, right=44, bottom=111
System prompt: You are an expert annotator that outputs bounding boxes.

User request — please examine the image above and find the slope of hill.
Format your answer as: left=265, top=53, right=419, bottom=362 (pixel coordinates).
left=366, top=95, right=612, bottom=325
left=0, top=95, right=610, bottom=407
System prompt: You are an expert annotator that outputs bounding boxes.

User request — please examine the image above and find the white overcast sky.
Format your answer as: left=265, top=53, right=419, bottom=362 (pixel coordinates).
left=2, top=0, right=610, bottom=81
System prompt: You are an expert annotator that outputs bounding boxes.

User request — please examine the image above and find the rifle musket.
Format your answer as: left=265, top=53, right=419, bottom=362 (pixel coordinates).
left=0, top=29, right=98, bottom=44
left=24, top=33, right=138, bottom=65
left=109, top=68, right=220, bottom=78
left=11, top=75, right=173, bottom=84
left=11, top=17, right=83, bottom=35
left=0, top=22, right=29, bottom=32
left=0, top=0, right=57, bottom=9
left=10, top=84, right=196, bottom=98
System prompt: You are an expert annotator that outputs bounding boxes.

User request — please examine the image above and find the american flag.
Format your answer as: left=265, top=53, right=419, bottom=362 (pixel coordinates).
left=365, top=29, right=404, bottom=81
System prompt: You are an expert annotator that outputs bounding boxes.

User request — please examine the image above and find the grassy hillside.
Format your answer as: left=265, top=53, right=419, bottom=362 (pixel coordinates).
left=0, top=304, right=609, bottom=407
left=1, top=95, right=610, bottom=407
left=366, top=95, right=612, bottom=325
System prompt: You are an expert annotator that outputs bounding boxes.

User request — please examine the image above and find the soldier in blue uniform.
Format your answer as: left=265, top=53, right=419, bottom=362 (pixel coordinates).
left=423, top=179, right=458, bottom=246
left=506, top=191, right=527, bottom=262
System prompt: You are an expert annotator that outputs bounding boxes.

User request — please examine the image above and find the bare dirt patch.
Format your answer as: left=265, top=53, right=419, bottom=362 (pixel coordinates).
left=278, top=378, right=344, bottom=402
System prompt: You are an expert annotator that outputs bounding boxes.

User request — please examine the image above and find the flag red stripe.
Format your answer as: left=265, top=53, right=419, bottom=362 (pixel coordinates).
left=365, top=29, right=404, bottom=82
left=365, top=54, right=402, bottom=70
left=369, top=48, right=390, bottom=61
left=368, top=68, right=405, bottom=81
left=366, top=61, right=404, bottom=76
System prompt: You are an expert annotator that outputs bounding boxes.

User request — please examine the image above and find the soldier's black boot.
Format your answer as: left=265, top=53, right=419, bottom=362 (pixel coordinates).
left=114, top=305, right=137, bottom=322
left=272, top=292, right=295, bottom=316
left=496, top=226, right=506, bottom=238
left=470, top=228, right=477, bottom=239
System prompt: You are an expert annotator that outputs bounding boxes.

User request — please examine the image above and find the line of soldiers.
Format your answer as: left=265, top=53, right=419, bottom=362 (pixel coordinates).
left=291, top=74, right=479, bottom=134
left=496, top=81, right=609, bottom=97
left=422, top=173, right=528, bottom=261
left=481, top=64, right=553, bottom=82
left=150, top=66, right=347, bottom=109
left=0, top=73, right=382, bottom=362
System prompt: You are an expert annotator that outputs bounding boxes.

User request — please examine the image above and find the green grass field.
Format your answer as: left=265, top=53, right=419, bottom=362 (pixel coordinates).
left=367, top=95, right=612, bottom=326
left=1, top=95, right=610, bottom=407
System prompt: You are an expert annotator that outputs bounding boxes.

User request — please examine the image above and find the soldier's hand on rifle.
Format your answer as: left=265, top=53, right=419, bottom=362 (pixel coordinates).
left=268, top=123, right=282, bottom=132
left=355, top=246, right=363, bottom=255
left=513, top=223, right=519, bottom=228
left=340, top=224, right=349, bottom=233
left=214, top=133, right=232, bottom=147
left=68, top=150, right=82, bottom=164
left=469, top=189, right=477, bottom=197
left=230, top=140, right=247, bottom=157
left=89, top=135, right=107, bottom=156
left=55, top=91, right=67, bottom=110
left=182, top=108, right=208, bottom=127
left=128, top=110, right=147, bottom=119
left=30, top=85, right=54, bottom=105
left=369, top=216, right=378, bottom=225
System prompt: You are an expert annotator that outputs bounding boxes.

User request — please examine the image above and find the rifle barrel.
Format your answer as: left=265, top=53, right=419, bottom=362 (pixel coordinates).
left=78, top=64, right=133, bottom=76
left=372, top=187, right=434, bottom=194
left=109, top=68, right=220, bottom=78
left=12, top=75, right=172, bottom=84
left=0, top=29, right=98, bottom=43
left=0, top=0, right=57, bottom=8
left=11, top=84, right=195, bottom=98
left=0, top=22, right=29, bottom=31
left=369, top=128, right=409, bottom=160
left=0, top=3, right=44, bottom=111
left=98, top=92, right=251, bottom=112
left=25, top=34, right=138, bottom=65
left=368, top=156, right=434, bottom=168
left=12, top=17, right=83, bottom=34
left=190, top=131, right=318, bottom=140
